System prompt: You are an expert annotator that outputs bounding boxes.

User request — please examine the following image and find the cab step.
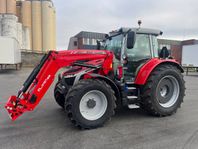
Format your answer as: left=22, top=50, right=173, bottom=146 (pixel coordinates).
left=127, top=95, right=138, bottom=99
left=128, top=104, right=139, bottom=109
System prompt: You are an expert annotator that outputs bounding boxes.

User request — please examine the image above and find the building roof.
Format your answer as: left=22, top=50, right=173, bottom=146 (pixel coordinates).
left=158, top=39, right=182, bottom=46
left=74, top=31, right=106, bottom=39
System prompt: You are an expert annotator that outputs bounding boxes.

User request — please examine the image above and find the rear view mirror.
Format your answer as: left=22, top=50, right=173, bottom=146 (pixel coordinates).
left=127, top=31, right=136, bottom=49
left=96, top=40, right=101, bottom=50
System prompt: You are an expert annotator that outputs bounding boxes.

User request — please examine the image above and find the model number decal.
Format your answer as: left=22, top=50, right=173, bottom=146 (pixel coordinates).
left=38, top=75, right=51, bottom=92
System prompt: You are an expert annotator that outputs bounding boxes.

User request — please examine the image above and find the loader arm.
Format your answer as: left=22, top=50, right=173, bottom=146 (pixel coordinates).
left=5, top=50, right=113, bottom=121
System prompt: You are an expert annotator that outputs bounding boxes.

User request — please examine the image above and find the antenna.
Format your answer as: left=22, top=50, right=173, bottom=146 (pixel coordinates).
left=138, top=20, right=142, bottom=28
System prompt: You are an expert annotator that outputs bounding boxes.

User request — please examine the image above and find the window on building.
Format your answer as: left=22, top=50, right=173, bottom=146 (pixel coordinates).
left=92, top=39, right=97, bottom=45
left=89, top=38, right=93, bottom=45
left=83, top=38, right=89, bottom=45
left=74, top=41, right=78, bottom=46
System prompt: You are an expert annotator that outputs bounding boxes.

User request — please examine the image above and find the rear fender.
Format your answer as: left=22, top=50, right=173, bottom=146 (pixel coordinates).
left=135, top=58, right=184, bottom=85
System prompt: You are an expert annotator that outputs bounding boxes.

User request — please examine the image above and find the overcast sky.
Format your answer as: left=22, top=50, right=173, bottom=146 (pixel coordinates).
left=53, top=0, right=198, bottom=49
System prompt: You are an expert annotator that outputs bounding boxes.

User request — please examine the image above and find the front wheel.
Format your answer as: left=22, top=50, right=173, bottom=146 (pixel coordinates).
left=54, top=81, right=69, bottom=109
left=65, top=79, right=116, bottom=129
left=140, top=64, right=185, bottom=116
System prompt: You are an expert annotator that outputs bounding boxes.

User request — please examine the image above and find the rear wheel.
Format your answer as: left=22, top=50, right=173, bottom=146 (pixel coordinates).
left=65, top=79, right=116, bottom=129
left=140, top=64, right=185, bottom=116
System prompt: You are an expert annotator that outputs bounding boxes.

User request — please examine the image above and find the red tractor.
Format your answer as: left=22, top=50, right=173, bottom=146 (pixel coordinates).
left=5, top=27, right=185, bottom=129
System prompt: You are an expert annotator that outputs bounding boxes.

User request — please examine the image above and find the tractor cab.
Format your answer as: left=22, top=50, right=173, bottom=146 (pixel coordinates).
left=104, top=27, right=163, bottom=82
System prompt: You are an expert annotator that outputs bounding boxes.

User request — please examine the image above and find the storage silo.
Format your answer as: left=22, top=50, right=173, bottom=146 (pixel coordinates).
left=52, top=8, right=56, bottom=49
left=32, top=0, right=42, bottom=52
left=0, top=0, right=6, bottom=14
left=42, top=0, right=53, bottom=51
left=21, top=0, right=32, bottom=50
left=1, top=14, right=18, bottom=39
left=6, top=0, right=16, bottom=15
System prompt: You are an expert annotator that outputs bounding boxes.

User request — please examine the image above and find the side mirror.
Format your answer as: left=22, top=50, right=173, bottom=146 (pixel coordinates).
left=127, top=31, right=136, bottom=49
left=96, top=40, right=101, bottom=50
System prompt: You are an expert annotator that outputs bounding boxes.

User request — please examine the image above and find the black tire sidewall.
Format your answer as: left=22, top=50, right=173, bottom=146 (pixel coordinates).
left=54, top=82, right=67, bottom=108
left=150, top=68, right=185, bottom=115
left=68, top=81, right=115, bottom=128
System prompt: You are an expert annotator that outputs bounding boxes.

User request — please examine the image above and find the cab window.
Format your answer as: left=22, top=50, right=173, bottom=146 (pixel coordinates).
left=151, top=35, right=159, bottom=57
left=126, top=34, right=151, bottom=61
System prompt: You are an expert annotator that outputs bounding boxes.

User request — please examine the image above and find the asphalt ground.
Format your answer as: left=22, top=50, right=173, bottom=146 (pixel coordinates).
left=0, top=68, right=198, bottom=149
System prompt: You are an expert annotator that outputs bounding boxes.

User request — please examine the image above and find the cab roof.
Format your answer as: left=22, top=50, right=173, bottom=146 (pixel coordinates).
left=119, top=27, right=163, bottom=36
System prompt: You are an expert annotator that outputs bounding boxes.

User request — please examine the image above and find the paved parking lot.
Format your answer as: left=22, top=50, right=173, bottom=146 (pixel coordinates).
left=0, top=68, right=198, bottom=149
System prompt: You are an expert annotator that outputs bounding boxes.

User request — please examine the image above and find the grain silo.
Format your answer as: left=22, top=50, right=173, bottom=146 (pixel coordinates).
left=42, top=0, right=53, bottom=51
left=32, top=0, right=42, bottom=52
left=52, top=8, right=56, bottom=49
left=21, top=0, right=32, bottom=49
left=0, top=0, right=6, bottom=14
left=6, top=0, right=16, bottom=15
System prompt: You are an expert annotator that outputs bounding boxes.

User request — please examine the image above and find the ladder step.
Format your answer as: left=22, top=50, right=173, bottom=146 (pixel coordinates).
left=128, top=104, right=139, bottom=109
left=127, top=87, right=136, bottom=90
left=126, top=82, right=134, bottom=85
left=127, top=96, right=138, bottom=99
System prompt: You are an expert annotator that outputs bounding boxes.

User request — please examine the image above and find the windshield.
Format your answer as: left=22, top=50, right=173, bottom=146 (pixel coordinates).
left=104, top=34, right=123, bottom=58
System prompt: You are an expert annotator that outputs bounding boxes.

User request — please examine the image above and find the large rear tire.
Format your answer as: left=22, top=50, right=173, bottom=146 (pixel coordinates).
left=140, top=64, right=185, bottom=116
left=65, top=79, right=116, bottom=129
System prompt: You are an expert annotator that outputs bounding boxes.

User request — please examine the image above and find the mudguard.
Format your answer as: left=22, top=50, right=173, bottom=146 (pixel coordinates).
left=134, top=58, right=184, bottom=85
left=88, top=73, right=121, bottom=101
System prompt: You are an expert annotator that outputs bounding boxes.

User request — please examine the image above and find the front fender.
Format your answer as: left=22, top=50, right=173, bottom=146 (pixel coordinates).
left=134, top=58, right=184, bottom=85
left=88, top=73, right=121, bottom=101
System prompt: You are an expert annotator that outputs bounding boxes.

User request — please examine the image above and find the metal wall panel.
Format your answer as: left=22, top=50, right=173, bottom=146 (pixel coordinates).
left=182, top=44, right=198, bottom=66
left=0, top=37, right=21, bottom=64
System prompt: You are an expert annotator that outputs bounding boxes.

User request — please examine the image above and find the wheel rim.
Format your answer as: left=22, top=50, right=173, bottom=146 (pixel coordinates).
left=79, top=90, right=107, bottom=121
left=156, top=75, right=180, bottom=108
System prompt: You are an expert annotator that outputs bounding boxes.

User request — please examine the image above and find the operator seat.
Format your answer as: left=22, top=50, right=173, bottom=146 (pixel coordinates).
left=159, top=47, right=170, bottom=59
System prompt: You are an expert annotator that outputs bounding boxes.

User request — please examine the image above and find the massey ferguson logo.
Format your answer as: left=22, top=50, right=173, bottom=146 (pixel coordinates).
left=38, top=75, right=51, bottom=92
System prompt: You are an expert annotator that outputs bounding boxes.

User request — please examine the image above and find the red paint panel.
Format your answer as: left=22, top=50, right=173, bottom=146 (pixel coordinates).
left=135, top=58, right=180, bottom=85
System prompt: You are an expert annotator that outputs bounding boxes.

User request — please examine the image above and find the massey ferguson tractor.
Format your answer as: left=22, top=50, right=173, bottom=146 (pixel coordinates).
left=5, top=27, right=185, bottom=129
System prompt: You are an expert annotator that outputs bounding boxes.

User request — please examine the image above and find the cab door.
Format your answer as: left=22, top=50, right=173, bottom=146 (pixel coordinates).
left=124, top=34, right=152, bottom=81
